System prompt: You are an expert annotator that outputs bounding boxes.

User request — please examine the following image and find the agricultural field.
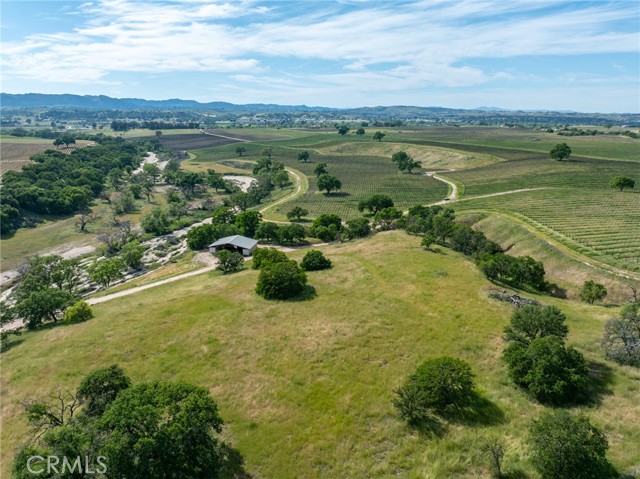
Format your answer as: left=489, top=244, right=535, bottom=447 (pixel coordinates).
left=156, top=132, right=243, bottom=151
left=0, top=136, right=94, bottom=176
left=2, top=232, right=639, bottom=479
left=388, top=126, right=640, bottom=162
left=459, top=212, right=640, bottom=302
left=278, top=155, right=448, bottom=220
left=454, top=189, right=640, bottom=272
left=447, top=156, right=640, bottom=196
left=0, top=136, right=54, bottom=176
left=447, top=153, right=640, bottom=272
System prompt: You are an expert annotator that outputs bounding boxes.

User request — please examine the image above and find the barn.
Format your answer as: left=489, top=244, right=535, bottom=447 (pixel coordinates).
left=208, top=235, right=258, bottom=257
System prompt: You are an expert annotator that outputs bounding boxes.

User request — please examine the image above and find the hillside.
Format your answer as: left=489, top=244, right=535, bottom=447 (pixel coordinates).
left=2, top=232, right=638, bottom=478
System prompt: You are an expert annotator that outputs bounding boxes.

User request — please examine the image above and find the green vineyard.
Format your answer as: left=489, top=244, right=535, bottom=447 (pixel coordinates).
left=454, top=188, right=640, bottom=272
left=275, top=155, right=448, bottom=220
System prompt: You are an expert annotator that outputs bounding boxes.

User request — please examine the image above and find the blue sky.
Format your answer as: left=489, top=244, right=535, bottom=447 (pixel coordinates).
left=1, top=0, right=639, bottom=112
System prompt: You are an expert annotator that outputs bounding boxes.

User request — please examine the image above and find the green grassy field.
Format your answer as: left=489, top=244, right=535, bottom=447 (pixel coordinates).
left=2, top=232, right=639, bottom=478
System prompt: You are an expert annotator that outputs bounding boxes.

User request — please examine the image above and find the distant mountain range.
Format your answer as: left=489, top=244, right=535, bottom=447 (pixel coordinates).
left=1, top=93, right=335, bottom=112
left=1, top=93, right=636, bottom=123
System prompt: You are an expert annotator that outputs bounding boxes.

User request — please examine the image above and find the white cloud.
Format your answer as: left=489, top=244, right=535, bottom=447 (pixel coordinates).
left=1, top=0, right=638, bottom=109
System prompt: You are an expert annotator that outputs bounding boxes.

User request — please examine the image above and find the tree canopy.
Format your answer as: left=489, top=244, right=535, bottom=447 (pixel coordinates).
left=256, top=260, right=308, bottom=300
left=549, top=143, right=572, bottom=161
left=528, top=410, right=612, bottom=479
left=610, top=176, right=635, bottom=191
left=357, top=194, right=394, bottom=214
left=316, top=174, right=342, bottom=194
left=391, top=151, right=422, bottom=173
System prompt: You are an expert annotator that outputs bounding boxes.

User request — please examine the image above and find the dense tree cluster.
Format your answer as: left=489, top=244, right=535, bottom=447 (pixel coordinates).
left=477, top=253, right=546, bottom=290
left=405, top=207, right=544, bottom=290
left=13, top=366, right=227, bottom=479
left=1, top=139, right=146, bottom=234
left=308, top=214, right=342, bottom=242
left=186, top=207, right=241, bottom=250
left=502, top=305, right=589, bottom=404
left=111, top=120, right=200, bottom=131
left=5, top=255, right=84, bottom=329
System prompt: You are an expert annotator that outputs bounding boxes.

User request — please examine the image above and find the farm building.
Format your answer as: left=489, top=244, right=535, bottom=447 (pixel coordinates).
left=209, top=235, right=258, bottom=257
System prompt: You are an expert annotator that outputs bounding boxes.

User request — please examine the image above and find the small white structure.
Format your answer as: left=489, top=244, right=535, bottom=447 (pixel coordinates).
left=209, top=235, right=258, bottom=257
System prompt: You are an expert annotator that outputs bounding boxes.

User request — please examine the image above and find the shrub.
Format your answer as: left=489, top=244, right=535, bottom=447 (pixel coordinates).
left=215, top=250, right=245, bottom=274
left=301, top=250, right=332, bottom=271
left=345, top=217, right=371, bottom=239
left=256, top=260, right=307, bottom=300
left=141, top=207, right=171, bottom=236
left=503, top=305, right=568, bottom=346
left=528, top=410, right=613, bottom=479
left=601, top=302, right=639, bottom=367
left=63, top=300, right=94, bottom=323
left=503, top=336, right=589, bottom=404
left=579, top=280, right=608, bottom=304
left=121, top=240, right=145, bottom=270
left=372, top=207, right=404, bottom=231
left=252, top=247, right=289, bottom=270
left=309, top=214, right=341, bottom=242
left=393, top=357, right=475, bottom=424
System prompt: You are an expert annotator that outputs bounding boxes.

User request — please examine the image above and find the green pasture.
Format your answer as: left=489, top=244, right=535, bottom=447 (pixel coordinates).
left=2, top=232, right=639, bottom=478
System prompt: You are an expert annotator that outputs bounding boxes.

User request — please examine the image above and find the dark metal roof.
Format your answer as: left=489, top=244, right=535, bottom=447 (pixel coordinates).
left=209, top=235, right=258, bottom=250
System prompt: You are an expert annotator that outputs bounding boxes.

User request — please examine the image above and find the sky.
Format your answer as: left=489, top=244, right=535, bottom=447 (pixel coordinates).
left=1, top=0, right=639, bottom=112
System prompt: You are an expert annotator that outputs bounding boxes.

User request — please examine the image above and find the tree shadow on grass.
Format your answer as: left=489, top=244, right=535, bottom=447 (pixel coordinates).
left=219, top=443, right=252, bottom=479
left=412, top=415, right=448, bottom=439
left=582, top=360, right=615, bottom=406
left=286, top=285, right=317, bottom=302
left=322, top=192, right=350, bottom=197
left=501, top=469, right=531, bottom=479
left=424, top=247, right=447, bottom=255
left=0, top=337, right=25, bottom=354
left=444, top=393, right=506, bottom=427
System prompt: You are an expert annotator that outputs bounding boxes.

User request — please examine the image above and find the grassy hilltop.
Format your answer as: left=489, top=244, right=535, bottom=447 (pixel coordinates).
left=2, top=232, right=639, bottom=478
